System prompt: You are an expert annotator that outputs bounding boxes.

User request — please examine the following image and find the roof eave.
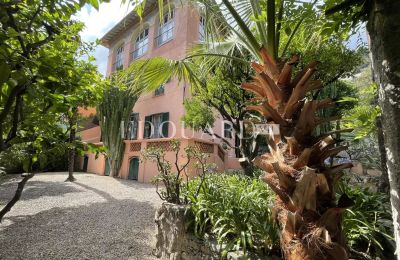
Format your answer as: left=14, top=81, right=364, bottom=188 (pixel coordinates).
left=100, top=0, right=158, bottom=48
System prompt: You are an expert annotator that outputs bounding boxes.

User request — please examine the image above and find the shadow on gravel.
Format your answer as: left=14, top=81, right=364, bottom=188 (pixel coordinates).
left=0, top=199, right=157, bottom=260
left=72, top=181, right=117, bottom=202
left=114, top=178, right=156, bottom=190
left=0, top=180, right=83, bottom=204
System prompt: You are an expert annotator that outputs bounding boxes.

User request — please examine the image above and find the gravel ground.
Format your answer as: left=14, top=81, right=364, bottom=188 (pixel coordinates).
left=0, top=172, right=161, bottom=260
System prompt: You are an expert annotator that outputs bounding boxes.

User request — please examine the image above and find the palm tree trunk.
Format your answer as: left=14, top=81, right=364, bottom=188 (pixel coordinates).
left=243, top=49, right=353, bottom=259
left=367, top=0, right=400, bottom=255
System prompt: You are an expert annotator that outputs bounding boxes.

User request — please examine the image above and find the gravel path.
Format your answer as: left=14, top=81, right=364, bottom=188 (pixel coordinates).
left=0, top=172, right=161, bottom=260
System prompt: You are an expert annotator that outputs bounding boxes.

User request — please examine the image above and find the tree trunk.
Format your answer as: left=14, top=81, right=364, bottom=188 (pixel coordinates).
left=237, top=126, right=259, bottom=176
left=367, top=0, right=400, bottom=255
left=239, top=160, right=255, bottom=176
left=0, top=173, right=34, bottom=222
left=66, top=108, right=77, bottom=182
left=376, top=116, right=389, bottom=193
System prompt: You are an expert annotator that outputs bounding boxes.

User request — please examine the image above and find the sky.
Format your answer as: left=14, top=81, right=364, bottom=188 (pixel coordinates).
left=74, top=1, right=134, bottom=75
left=75, top=1, right=368, bottom=76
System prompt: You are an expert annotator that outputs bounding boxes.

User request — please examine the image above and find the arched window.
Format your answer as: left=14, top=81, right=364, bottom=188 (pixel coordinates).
left=199, top=16, right=206, bottom=42
left=133, top=28, right=149, bottom=59
left=114, top=45, right=124, bottom=71
left=157, top=9, right=174, bottom=46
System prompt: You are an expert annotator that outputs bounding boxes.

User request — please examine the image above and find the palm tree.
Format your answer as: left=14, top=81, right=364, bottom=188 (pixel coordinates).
left=129, top=0, right=354, bottom=258
left=243, top=47, right=353, bottom=259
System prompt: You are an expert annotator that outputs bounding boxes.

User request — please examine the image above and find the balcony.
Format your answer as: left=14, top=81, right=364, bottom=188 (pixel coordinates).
left=156, top=26, right=174, bottom=47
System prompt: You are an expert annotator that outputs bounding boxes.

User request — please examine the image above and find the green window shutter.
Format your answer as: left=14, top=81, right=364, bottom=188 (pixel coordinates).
left=144, top=115, right=152, bottom=139
left=161, top=112, right=169, bottom=138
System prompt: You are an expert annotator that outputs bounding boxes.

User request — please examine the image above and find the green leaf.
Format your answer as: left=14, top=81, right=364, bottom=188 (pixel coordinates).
left=338, top=97, right=358, bottom=103
left=7, top=78, right=18, bottom=88
left=0, top=63, right=10, bottom=84
left=88, top=0, right=100, bottom=10
left=7, top=27, right=19, bottom=37
left=48, top=76, right=59, bottom=82
left=284, top=27, right=292, bottom=36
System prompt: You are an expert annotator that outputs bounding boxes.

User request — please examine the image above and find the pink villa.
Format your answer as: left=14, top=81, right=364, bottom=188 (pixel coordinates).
left=79, top=0, right=241, bottom=182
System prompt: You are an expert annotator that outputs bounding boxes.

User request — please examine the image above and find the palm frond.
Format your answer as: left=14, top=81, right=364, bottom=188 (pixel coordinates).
left=188, top=35, right=251, bottom=69
left=125, top=57, right=202, bottom=93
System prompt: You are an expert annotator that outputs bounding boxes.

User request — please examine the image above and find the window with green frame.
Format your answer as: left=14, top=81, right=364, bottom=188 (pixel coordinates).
left=144, top=112, right=169, bottom=139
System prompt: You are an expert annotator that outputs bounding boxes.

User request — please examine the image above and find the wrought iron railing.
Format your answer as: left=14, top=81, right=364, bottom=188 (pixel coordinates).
left=155, top=26, right=174, bottom=46
left=130, top=45, right=148, bottom=62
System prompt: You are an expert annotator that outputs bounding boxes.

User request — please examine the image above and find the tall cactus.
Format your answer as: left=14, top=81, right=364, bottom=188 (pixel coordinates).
left=97, top=86, right=139, bottom=177
left=243, top=48, right=353, bottom=259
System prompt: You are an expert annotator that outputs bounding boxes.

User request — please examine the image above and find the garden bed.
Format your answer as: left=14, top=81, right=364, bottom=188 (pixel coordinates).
left=153, top=202, right=279, bottom=260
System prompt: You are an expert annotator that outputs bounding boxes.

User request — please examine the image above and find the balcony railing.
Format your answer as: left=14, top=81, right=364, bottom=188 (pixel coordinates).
left=156, top=26, right=174, bottom=46
left=130, top=47, right=148, bottom=63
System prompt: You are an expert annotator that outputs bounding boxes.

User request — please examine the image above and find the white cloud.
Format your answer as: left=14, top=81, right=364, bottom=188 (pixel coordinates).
left=74, top=1, right=133, bottom=75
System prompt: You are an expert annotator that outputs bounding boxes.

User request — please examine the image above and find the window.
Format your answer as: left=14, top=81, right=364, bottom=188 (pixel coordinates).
left=114, top=45, right=124, bottom=71
left=154, top=84, right=165, bottom=96
left=199, top=16, right=206, bottom=42
left=157, top=10, right=174, bottom=46
left=125, top=113, right=139, bottom=140
left=133, top=28, right=149, bottom=59
left=144, top=112, right=169, bottom=139
left=224, top=122, right=232, bottom=138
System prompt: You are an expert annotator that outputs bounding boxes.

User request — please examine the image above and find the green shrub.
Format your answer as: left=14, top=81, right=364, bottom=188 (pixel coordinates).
left=338, top=181, right=395, bottom=258
left=184, top=172, right=394, bottom=259
left=184, top=173, right=279, bottom=256
left=0, top=142, right=68, bottom=174
left=142, top=139, right=212, bottom=205
left=0, top=144, right=27, bottom=173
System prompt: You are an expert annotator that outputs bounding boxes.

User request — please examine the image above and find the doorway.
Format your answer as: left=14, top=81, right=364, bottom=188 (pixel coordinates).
left=83, top=155, right=89, bottom=172
left=128, top=157, right=139, bottom=180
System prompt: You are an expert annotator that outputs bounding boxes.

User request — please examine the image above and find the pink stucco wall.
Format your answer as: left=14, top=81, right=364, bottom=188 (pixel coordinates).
left=119, top=138, right=225, bottom=182
left=78, top=1, right=242, bottom=182
left=79, top=126, right=101, bottom=143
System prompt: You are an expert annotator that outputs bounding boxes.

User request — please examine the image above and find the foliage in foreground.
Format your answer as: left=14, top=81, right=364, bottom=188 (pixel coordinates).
left=184, top=173, right=280, bottom=256
left=0, top=141, right=68, bottom=174
left=339, top=180, right=395, bottom=259
left=141, top=139, right=213, bottom=204
left=183, top=173, right=394, bottom=259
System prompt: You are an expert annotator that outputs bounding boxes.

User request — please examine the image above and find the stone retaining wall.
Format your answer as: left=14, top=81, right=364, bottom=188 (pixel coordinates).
left=153, top=202, right=220, bottom=260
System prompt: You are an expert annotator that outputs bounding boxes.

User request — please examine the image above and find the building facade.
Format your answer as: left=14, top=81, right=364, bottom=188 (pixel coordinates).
left=79, top=0, right=241, bottom=182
